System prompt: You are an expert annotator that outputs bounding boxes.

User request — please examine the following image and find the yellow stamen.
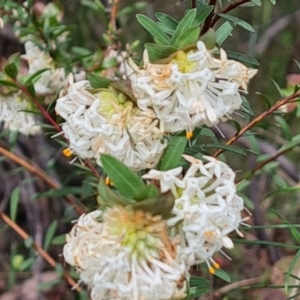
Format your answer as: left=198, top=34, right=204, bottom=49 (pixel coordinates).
left=213, top=262, right=220, bottom=269
left=105, top=176, right=110, bottom=186
left=208, top=267, right=215, bottom=274
left=186, top=131, right=193, bottom=139
left=63, top=148, right=73, bottom=157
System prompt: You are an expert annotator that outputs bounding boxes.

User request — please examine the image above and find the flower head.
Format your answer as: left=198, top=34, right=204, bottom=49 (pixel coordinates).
left=143, top=155, right=245, bottom=270
left=22, top=42, right=65, bottom=101
left=55, top=75, right=166, bottom=170
left=0, top=92, right=41, bottom=135
left=129, top=41, right=257, bottom=133
left=64, top=207, right=187, bottom=300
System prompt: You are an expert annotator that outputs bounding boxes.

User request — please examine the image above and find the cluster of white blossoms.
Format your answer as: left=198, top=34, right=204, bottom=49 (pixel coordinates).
left=142, top=155, right=245, bottom=273
left=22, top=42, right=65, bottom=101
left=129, top=41, right=257, bottom=134
left=55, top=75, right=166, bottom=170
left=64, top=207, right=188, bottom=300
left=0, top=92, right=41, bottom=135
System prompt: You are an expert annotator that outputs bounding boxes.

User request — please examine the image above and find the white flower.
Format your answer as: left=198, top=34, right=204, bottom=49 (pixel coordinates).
left=0, top=93, right=41, bottom=135
left=55, top=75, right=167, bottom=171
left=64, top=207, right=188, bottom=300
left=143, top=155, right=245, bottom=272
left=22, top=42, right=65, bottom=101
left=129, top=41, right=257, bottom=133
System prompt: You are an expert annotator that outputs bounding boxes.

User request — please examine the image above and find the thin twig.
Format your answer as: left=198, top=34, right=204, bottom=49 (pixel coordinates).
left=210, top=0, right=251, bottom=28
left=213, top=91, right=300, bottom=157
left=192, top=0, right=196, bottom=8
left=236, top=146, right=294, bottom=184
left=110, top=0, right=119, bottom=32
left=200, top=0, right=217, bottom=35
left=0, top=211, right=81, bottom=291
left=0, top=143, right=87, bottom=215
left=214, top=276, right=266, bottom=297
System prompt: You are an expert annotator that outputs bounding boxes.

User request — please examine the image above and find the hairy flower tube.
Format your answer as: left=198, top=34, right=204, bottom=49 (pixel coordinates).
left=0, top=92, right=41, bottom=135
left=63, top=207, right=188, bottom=300
left=129, top=41, right=257, bottom=134
left=55, top=75, right=166, bottom=170
left=142, top=155, right=246, bottom=273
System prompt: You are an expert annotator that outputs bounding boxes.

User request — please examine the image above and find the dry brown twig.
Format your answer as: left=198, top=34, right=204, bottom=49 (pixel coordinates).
left=0, top=142, right=88, bottom=215
left=0, top=211, right=81, bottom=292
left=213, top=91, right=300, bottom=158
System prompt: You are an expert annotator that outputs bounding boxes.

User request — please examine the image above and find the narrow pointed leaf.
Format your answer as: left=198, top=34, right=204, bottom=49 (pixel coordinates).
left=87, top=73, right=113, bottom=89
left=97, top=177, right=129, bottom=207
left=159, top=136, right=187, bottom=171
left=171, top=9, right=197, bottom=45
left=145, top=43, right=177, bottom=61
left=10, top=187, right=20, bottom=222
left=193, top=5, right=214, bottom=27
left=217, top=13, right=255, bottom=33
left=216, top=21, right=234, bottom=46
left=43, top=220, right=58, bottom=251
left=155, top=12, right=178, bottom=31
left=226, top=51, right=259, bottom=67
left=127, top=191, right=175, bottom=218
left=136, top=14, right=171, bottom=44
left=100, top=154, right=145, bottom=198
left=214, top=268, right=231, bottom=282
left=173, top=26, right=200, bottom=49
left=4, top=63, right=18, bottom=80
left=133, top=184, right=159, bottom=201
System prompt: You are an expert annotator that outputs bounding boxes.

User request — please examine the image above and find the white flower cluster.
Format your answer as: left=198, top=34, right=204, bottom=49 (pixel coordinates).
left=129, top=41, right=257, bottom=133
left=64, top=207, right=187, bottom=300
left=0, top=93, right=41, bottom=135
left=22, top=42, right=65, bottom=101
left=55, top=75, right=166, bottom=170
left=143, top=155, right=245, bottom=272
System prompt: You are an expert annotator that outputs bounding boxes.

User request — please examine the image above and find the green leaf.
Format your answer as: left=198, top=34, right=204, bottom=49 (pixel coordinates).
left=4, top=63, right=18, bottom=80
left=51, top=234, right=66, bottom=246
left=127, top=191, right=175, bottom=218
left=173, top=26, right=200, bottom=49
left=241, top=96, right=254, bottom=116
left=193, top=5, right=214, bottom=27
left=24, top=68, right=50, bottom=84
left=87, top=73, right=113, bottom=89
left=201, top=144, right=247, bottom=156
left=159, top=136, right=187, bottom=171
left=275, top=115, right=292, bottom=140
left=136, top=14, right=171, bottom=45
left=226, top=51, right=260, bottom=67
left=0, top=79, right=18, bottom=88
left=100, top=154, right=145, bottom=199
left=24, top=237, right=33, bottom=248
left=199, top=28, right=216, bottom=49
left=18, top=257, right=35, bottom=271
left=81, top=0, right=106, bottom=13
left=264, top=186, right=300, bottom=199
left=279, top=133, right=300, bottom=152
left=25, top=83, right=35, bottom=97
left=251, top=0, right=262, bottom=6
left=215, top=21, right=234, bottom=46
left=285, top=250, right=300, bottom=293
left=269, top=0, right=276, bottom=4
left=171, top=9, right=197, bottom=45
left=217, top=13, right=255, bottom=33
left=155, top=12, right=178, bottom=31
left=145, top=43, right=177, bottom=61
left=97, top=177, right=129, bottom=206
left=133, top=184, right=159, bottom=201
left=43, top=220, right=58, bottom=251
left=214, top=268, right=231, bottom=282
left=10, top=187, right=20, bottom=222
left=189, top=276, right=210, bottom=287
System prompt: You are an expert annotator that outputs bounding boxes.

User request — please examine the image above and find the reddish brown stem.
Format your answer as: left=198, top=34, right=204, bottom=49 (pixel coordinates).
left=213, top=91, right=300, bottom=157
left=200, top=0, right=217, bottom=35
left=210, top=0, right=251, bottom=28
left=0, top=211, right=81, bottom=291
